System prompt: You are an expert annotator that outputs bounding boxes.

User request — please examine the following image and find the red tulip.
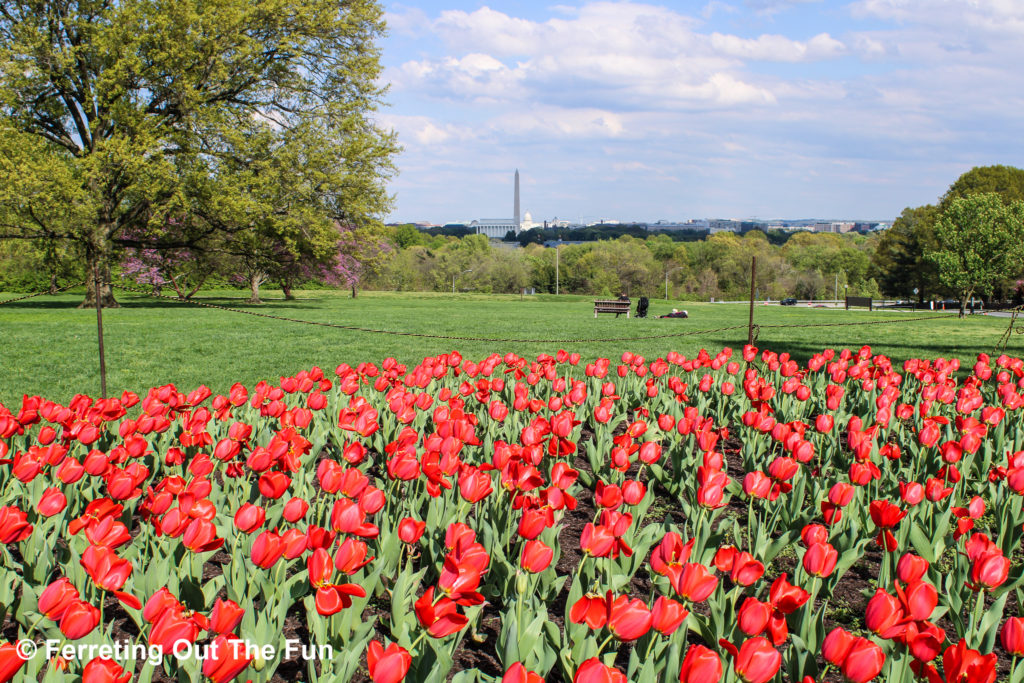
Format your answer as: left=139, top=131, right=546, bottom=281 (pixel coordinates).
left=896, top=553, right=929, bottom=583
left=37, top=487, right=68, bottom=517
left=865, top=589, right=903, bottom=638
left=398, top=517, right=426, bottom=544
left=672, top=563, right=719, bottom=602
left=580, top=523, right=616, bottom=558
left=571, top=592, right=613, bottom=630
left=679, top=643, right=722, bottom=683
left=282, top=497, right=309, bottom=522
left=802, top=542, right=838, bottom=577
left=1001, top=617, right=1024, bottom=656
left=80, top=545, right=132, bottom=592
left=503, top=662, right=544, bottom=683
left=149, top=610, right=200, bottom=653
left=59, top=599, right=100, bottom=639
left=414, top=587, right=468, bottom=638
left=0, top=506, right=32, bottom=544
left=737, top=598, right=771, bottom=636
left=822, top=627, right=856, bottom=666
left=251, top=531, right=284, bottom=568
left=923, top=641, right=996, bottom=683
left=970, top=551, right=1010, bottom=591
left=730, top=552, right=765, bottom=586
left=768, top=574, right=809, bottom=614
left=37, top=577, right=80, bottom=621
left=208, top=598, right=245, bottom=635
left=458, top=466, right=493, bottom=503
left=607, top=595, right=652, bottom=641
left=520, top=540, right=553, bottom=573
left=899, top=580, right=937, bottom=621
left=335, top=537, right=374, bottom=574
left=367, top=640, right=412, bottom=683
left=841, top=637, right=885, bottom=683
left=82, top=657, right=131, bottom=683
left=573, top=658, right=626, bottom=683
left=202, top=634, right=253, bottom=683
left=182, top=518, right=225, bottom=553
left=143, top=587, right=180, bottom=624
left=233, top=503, right=266, bottom=534
left=315, top=583, right=366, bottom=616
left=719, top=637, right=781, bottom=683
left=0, top=641, right=29, bottom=682
left=651, top=596, right=688, bottom=635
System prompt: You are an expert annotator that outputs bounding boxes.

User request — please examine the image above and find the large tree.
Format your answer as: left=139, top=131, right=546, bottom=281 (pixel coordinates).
left=927, top=193, right=1024, bottom=317
left=0, top=0, right=397, bottom=307
left=871, top=205, right=940, bottom=304
left=939, top=165, right=1024, bottom=210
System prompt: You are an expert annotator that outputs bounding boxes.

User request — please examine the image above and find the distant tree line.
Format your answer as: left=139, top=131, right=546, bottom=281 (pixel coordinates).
left=3, top=167, right=1023, bottom=311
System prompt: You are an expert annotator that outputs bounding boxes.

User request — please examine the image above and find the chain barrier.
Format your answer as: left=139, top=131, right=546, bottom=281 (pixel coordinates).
left=995, top=305, right=1024, bottom=354
left=106, top=282, right=753, bottom=344
left=104, top=281, right=996, bottom=347
left=2, top=280, right=1015, bottom=347
left=0, top=280, right=85, bottom=306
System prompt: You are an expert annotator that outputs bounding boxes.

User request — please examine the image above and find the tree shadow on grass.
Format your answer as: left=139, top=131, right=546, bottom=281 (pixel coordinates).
left=0, top=296, right=331, bottom=311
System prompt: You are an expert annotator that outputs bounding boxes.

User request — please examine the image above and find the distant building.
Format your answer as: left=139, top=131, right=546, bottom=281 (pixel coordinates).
left=709, top=219, right=742, bottom=234
left=813, top=221, right=855, bottom=233
left=649, top=219, right=709, bottom=232
left=470, top=169, right=538, bottom=239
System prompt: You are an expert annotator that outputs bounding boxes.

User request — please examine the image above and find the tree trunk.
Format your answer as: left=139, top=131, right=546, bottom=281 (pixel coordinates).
left=351, top=284, right=357, bottom=298
left=248, top=273, right=263, bottom=304
left=281, top=282, right=295, bottom=300
left=79, top=248, right=120, bottom=309
left=48, top=271, right=59, bottom=296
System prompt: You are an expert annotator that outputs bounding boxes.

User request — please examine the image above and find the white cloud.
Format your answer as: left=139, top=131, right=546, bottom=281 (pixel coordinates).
left=379, top=1, right=1024, bottom=222
left=374, top=114, right=475, bottom=147
left=387, top=3, right=847, bottom=111
left=489, top=107, right=626, bottom=138
left=710, top=31, right=844, bottom=61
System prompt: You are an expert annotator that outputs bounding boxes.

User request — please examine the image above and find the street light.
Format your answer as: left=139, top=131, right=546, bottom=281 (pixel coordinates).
left=665, top=266, right=684, bottom=301
left=452, top=269, right=473, bottom=294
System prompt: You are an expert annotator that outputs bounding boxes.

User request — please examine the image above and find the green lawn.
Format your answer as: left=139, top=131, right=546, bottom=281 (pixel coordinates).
left=1, top=288, right=1019, bottom=405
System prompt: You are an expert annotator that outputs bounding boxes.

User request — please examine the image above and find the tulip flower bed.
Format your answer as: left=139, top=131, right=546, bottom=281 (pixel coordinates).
left=2, top=345, right=1024, bottom=683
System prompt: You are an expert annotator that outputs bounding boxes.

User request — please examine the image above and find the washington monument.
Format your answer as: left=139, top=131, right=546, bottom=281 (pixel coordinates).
left=514, top=169, right=520, bottom=230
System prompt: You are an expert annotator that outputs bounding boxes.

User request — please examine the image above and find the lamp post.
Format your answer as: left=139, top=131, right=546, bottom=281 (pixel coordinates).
left=453, top=269, right=473, bottom=294
left=555, top=241, right=560, bottom=295
left=665, top=266, right=683, bottom=301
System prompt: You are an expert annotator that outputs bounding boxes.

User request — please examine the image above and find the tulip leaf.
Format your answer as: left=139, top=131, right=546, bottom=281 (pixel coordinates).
left=908, top=523, right=937, bottom=563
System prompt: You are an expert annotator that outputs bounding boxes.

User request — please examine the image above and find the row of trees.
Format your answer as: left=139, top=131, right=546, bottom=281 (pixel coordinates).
left=874, top=165, right=1024, bottom=316
left=364, top=228, right=882, bottom=302
left=0, top=0, right=1020, bottom=319
left=4, top=165, right=1024, bottom=308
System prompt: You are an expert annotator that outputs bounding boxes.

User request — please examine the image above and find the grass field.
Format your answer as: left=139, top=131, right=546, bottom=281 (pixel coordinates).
left=1, top=287, right=1019, bottom=405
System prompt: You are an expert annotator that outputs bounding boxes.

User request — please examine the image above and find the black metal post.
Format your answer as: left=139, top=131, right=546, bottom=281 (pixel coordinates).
left=747, top=256, right=757, bottom=346
left=93, top=260, right=107, bottom=398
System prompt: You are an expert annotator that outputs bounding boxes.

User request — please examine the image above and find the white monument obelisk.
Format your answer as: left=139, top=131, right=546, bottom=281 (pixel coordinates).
left=514, top=169, right=521, bottom=234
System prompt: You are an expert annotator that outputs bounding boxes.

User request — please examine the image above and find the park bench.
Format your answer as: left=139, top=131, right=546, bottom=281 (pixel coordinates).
left=594, top=299, right=631, bottom=318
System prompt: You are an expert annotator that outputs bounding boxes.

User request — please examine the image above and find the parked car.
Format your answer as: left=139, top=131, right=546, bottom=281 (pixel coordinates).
left=780, top=298, right=798, bottom=306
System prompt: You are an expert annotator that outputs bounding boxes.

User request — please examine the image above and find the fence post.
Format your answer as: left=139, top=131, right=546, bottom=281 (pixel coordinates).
left=747, top=256, right=756, bottom=346
left=93, top=261, right=108, bottom=399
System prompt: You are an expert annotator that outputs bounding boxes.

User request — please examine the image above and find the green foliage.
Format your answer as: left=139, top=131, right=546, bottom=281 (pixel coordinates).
left=871, top=205, right=940, bottom=302
left=0, top=0, right=397, bottom=303
left=927, top=193, right=1024, bottom=315
left=940, top=165, right=1024, bottom=210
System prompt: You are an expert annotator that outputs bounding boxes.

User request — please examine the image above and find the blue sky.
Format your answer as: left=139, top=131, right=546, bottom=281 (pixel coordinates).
left=376, top=0, right=1024, bottom=224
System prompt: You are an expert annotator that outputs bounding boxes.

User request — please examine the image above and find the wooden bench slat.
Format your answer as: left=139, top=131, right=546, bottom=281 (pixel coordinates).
left=593, top=299, right=631, bottom=317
